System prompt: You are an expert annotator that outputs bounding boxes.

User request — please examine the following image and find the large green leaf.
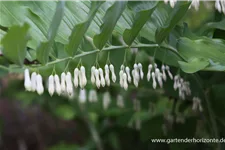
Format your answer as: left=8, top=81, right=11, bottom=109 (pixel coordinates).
left=178, top=58, right=209, bottom=73
left=1, top=23, right=30, bottom=66
left=123, top=1, right=158, bottom=45
left=93, top=1, right=127, bottom=50
left=65, top=1, right=103, bottom=56
left=177, top=37, right=225, bottom=71
left=155, top=1, right=191, bottom=44
left=36, top=1, right=65, bottom=64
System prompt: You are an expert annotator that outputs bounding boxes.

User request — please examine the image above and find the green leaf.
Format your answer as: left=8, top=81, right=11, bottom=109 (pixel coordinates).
left=123, top=1, right=158, bottom=45
left=65, top=1, right=103, bottom=56
left=93, top=1, right=127, bottom=50
left=36, top=1, right=65, bottom=64
left=199, top=19, right=225, bottom=35
left=177, top=37, right=225, bottom=67
left=178, top=58, right=209, bottom=73
left=1, top=23, right=30, bottom=66
left=155, top=1, right=191, bottom=44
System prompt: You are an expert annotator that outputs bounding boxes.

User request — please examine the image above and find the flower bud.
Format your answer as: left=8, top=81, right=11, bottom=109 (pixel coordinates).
left=109, top=64, right=116, bottom=82
left=91, top=66, right=96, bottom=84
left=152, top=72, right=157, bottom=89
left=105, top=65, right=110, bottom=86
left=132, top=69, right=138, bottom=87
left=161, top=65, right=167, bottom=81
left=79, top=89, right=86, bottom=103
left=119, top=70, right=124, bottom=88
left=36, top=74, right=44, bottom=95
left=125, top=67, right=131, bottom=83
left=80, top=66, right=87, bottom=88
left=61, top=72, right=66, bottom=92
left=166, top=66, right=173, bottom=80
left=48, top=75, right=55, bottom=96
left=99, top=68, right=105, bottom=87
left=147, top=64, right=152, bottom=81
left=155, top=68, right=163, bottom=88
left=31, top=72, right=37, bottom=92
left=66, top=72, right=73, bottom=96
left=117, top=95, right=124, bottom=108
left=94, top=69, right=100, bottom=88
left=73, top=68, right=79, bottom=88
left=138, top=63, right=144, bottom=79
left=123, top=73, right=128, bottom=90
left=24, top=69, right=32, bottom=91
left=54, top=74, right=61, bottom=96
left=89, top=89, right=98, bottom=102
left=103, top=92, right=111, bottom=110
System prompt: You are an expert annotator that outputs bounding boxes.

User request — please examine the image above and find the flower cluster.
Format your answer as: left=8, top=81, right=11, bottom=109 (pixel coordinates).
left=91, top=64, right=116, bottom=88
left=24, top=62, right=193, bottom=101
left=192, top=97, right=203, bottom=112
left=173, top=75, right=191, bottom=100
left=147, top=64, right=173, bottom=89
left=164, top=0, right=225, bottom=14
left=24, top=69, right=44, bottom=95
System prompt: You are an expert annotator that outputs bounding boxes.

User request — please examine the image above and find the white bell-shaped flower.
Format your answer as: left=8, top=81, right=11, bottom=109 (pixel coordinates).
left=73, top=68, right=79, bottom=88
left=132, top=69, right=139, bottom=87
left=161, top=65, right=167, bottom=81
left=109, top=64, right=116, bottom=83
left=80, top=66, right=87, bottom=88
left=54, top=74, right=61, bottom=96
left=215, top=0, right=222, bottom=12
left=36, top=74, right=44, bottom=95
left=103, top=92, right=111, bottom=110
left=91, top=66, right=96, bottom=85
left=94, top=69, right=101, bottom=88
left=138, top=63, right=144, bottom=79
left=104, top=65, right=110, bottom=86
left=165, top=66, right=173, bottom=80
left=119, top=69, right=124, bottom=88
left=61, top=72, right=66, bottom=92
left=123, top=72, right=128, bottom=90
left=191, top=0, right=200, bottom=11
left=155, top=68, right=163, bottom=88
left=117, top=94, right=124, bottom=108
left=152, top=72, right=157, bottom=89
left=133, top=63, right=140, bottom=81
left=24, top=69, right=32, bottom=91
left=125, top=66, right=132, bottom=83
left=99, top=68, right=105, bottom=87
left=31, top=72, right=37, bottom=92
left=66, top=72, right=73, bottom=96
left=147, top=64, right=152, bottom=81
left=48, top=75, right=55, bottom=96
left=88, top=89, right=98, bottom=102
left=79, top=89, right=86, bottom=103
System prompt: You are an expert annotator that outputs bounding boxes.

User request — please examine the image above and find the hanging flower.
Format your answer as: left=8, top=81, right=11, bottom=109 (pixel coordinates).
left=24, top=69, right=32, bottom=91
left=192, top=97, right=203, bottom=112
left=61, top=72, right=66, bottom=93
left=109, top=64, right=116, bottom=83
left=138, top=63, right=144, bottom=79
left=105, top=64, right=110, bottom=86
left=31, top=72, right=37, bottom=92
left=165, top=65, right=173, bottom=80
left=155, top=68, right=163, bottom=88
left=80, top=66, right=87, bottom=88
left=73, top=68, right=79, bottom=88
left=91, top=66, right=96, bottom=85
left=48, top=75, right=55, bottom=96
left=125, top=66, right=132, bottom=83
left=79, top=89, right=87, bottom=103
left=173, top=75, right=191, bottom=100
left=65, top=72, right=73, bottom=96
left=161, top=65, right=167, bottom=81
left=123, top=72, right=128, bottom=90
left=103, top=91, right=111, bottom=110
left=94, top=68, right=101, bottom=88
left=116, top=94, right=124, bottom=108
left=147, top=64, right=152, bottom=81
left=99, top=68, right=105, bottom=87
left=54, top=74, right=61, bottom=96
left=88, top=89, right=98, bottom=102
left=152, top=72, right=157, bottom=89
left=36, top=74, right=44, bottom=95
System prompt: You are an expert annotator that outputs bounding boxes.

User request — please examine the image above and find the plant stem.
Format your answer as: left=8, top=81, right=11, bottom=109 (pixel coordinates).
left=32, top=43, right=183, bottom=69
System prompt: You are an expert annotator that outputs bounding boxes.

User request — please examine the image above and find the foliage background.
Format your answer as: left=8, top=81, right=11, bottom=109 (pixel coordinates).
left=0, top=1, right=225, bottom=150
